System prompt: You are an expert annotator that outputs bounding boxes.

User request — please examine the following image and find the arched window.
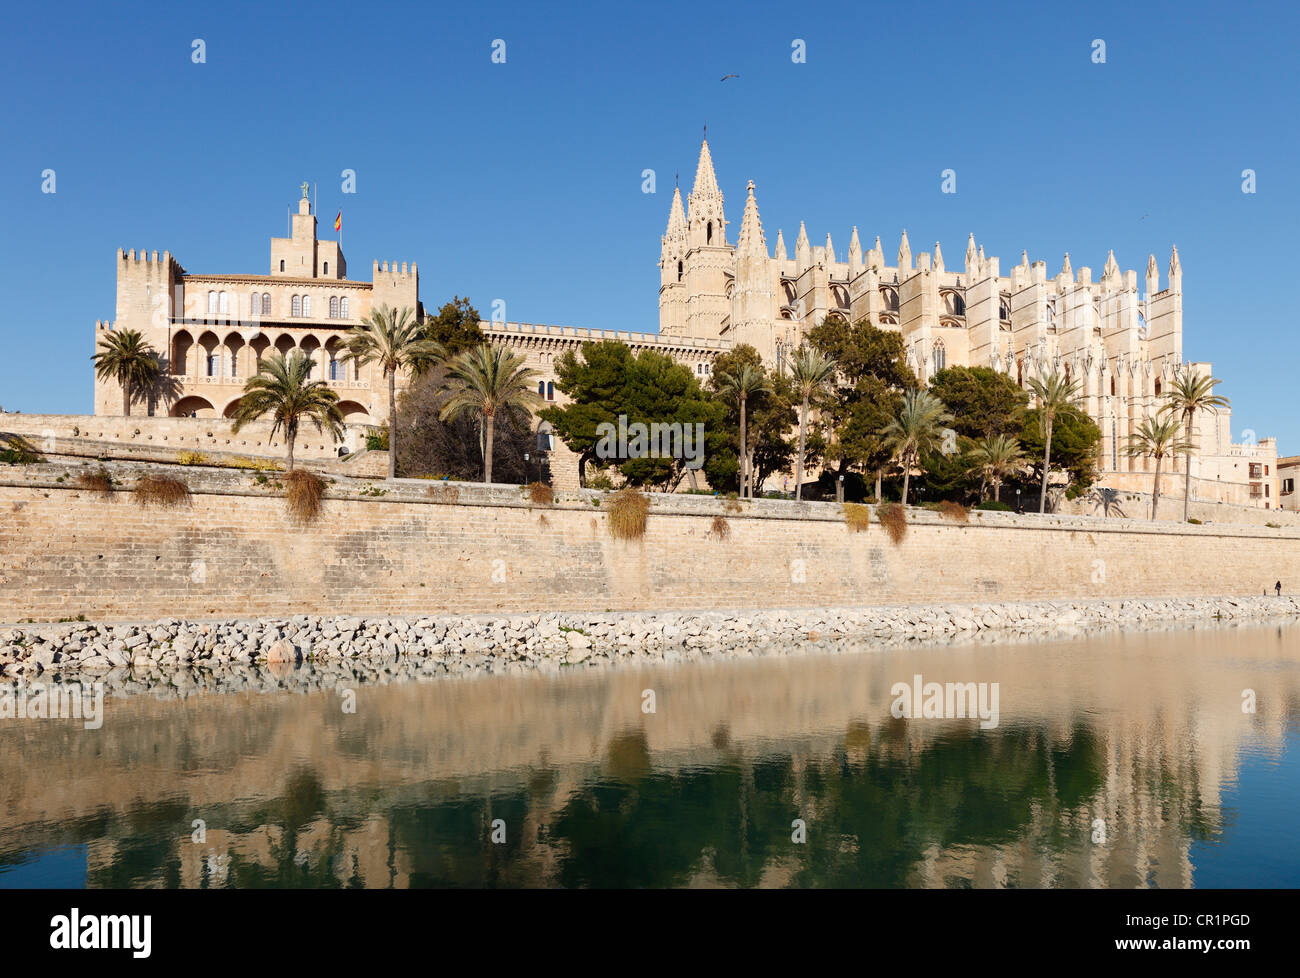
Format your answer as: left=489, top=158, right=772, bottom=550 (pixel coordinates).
left=302, top=295, right=311, bottom=317
left=250, top=292, right=260, bottom=318
left=206, top=353, right=219, bottom=377
left=538, top=381, right=545, bottom=397
left=330, top=296, right=339, bottom=318
left=1110, top=376, right=1116, bottom=396
left=706, top=221, right=713, bottom=244
left=291, top=295, right=301, bottom=317
left=677, top=260, right=683, bottom=282
left=323, top=261, right=329, bottom=275
left=547, top=381, right=554, bottom=401
left=262, top=293, right=271, bottom=315
left=330, top=357, right=341, bottom=381
left=279, top=259, right=285, bottom=272
left=207, top=291, right=217, bottom=314
left=1154, top=378, right=1162, bottom=396
left=932, top=341, right=946, bottom=373
left=340, top=297, right=349, bottom=318
left=218, top=291, right=228, bottom=314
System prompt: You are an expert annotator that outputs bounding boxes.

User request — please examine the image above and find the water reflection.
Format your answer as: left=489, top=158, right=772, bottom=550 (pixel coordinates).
left=2, top=623, right=1299, bottom=888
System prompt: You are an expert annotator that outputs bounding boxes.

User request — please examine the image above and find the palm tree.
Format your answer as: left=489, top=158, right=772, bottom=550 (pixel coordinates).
left=91, top=328, right=161, bottom=417
left=1125, top=414, right=1192, bottom=520
left=785, top=346, right=837, bottom=501
left=439, top=344, right=541, bottom=484
left=969, top=434, right=1025, bottom=506
left=879, top=389, right=953, bottom=505
left=1162, top=370, right=1230, bottom=522
left=1025, top=371, right=1082, bottom=513
left=342, top=304, right=445, bottom=479
left=717, top=365, right=771, bottom=498
left=231, top=351, right=344, bottom=471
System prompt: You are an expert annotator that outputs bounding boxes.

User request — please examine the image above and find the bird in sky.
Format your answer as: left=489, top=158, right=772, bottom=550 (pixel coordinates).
left=720, top=74, right=739, bottom=81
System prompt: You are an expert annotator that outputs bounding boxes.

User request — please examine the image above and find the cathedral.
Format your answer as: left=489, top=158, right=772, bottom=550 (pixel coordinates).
left=658, top=138, right=1276, bottom=506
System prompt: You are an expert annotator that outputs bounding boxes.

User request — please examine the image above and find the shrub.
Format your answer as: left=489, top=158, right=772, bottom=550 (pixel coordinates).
left=1266, top=521, right=1281, bottom=528
left=843, top=502, right=871, bottom=533
left=285, top=469, right=325, bottom=523
left=722, top=498, right=743, bottom=515
left=76, top=467, right=114, bottom=495
left=876, top=502, right=907, bottom=545
left=1187, top=517, right=1203, bottom=525
left=607, top=487, right=649, bottom=540
left=176, top=450, right=208, bottom=466
left=708, top=514, right=730, bottom=540
left=975, top=500, right=1012, bottom=511
left=133, top=474, right=191, bottom=507
left=938, top=500, right=969, bottom=523
left=228, top=457, right=283, bottom=472
left=0, top=435, right=42, bottom=465
left=525, top=482, right=554, bottom=506
left=365, top=430, right=389, bottom=452
left=586, top=471, right=615, bottom=491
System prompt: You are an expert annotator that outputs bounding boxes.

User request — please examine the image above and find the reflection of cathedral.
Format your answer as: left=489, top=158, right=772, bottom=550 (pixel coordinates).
left=657, top=138, right=1277, bottom=507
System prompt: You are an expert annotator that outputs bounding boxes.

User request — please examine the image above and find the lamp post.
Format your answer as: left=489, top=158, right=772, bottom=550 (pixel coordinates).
left=523, top=452, right=530, bottom=485
left=1015, top=487, right=1022, bottom=514
left=837, top=473, right=844, bottom=504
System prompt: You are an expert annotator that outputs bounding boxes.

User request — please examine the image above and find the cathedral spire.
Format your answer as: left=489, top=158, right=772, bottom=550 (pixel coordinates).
left=1061, top=252, right=1072, bottom=278
left=1103, top=249, right=1118, bottom=277
left=687, top=136, right=726, bottom=248
left=849, top=227, right=862, bottom=273
left=796, top=221, right=812, bottom=269
left=736, top=180, right=766, bottom=256
left=1146, top=253, right=1159, bottom=294
left=664, top=185, right=686, bottom=240
left=899, top=230, right=912, bottom=271
left=873, top=236, right=883, bottom=269
left=933, top=240, right=944, bottom=272
left=1168, top=244, right=1182, bottom=290
left=965, top=233, right=977, bottom=271
left=824, top=232, right=835, bottom=265
left=775, top=229, right=787, bottom=261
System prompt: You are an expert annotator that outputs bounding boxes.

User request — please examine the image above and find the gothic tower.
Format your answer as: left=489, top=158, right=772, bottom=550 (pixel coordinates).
left=730, top=180, right=779, bottom=360
left=682, top=138, right=732, bottom=339
left=658, top=184, right=688, bottom=336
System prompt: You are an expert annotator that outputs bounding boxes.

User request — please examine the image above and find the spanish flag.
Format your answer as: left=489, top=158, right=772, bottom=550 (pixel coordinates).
left=334, top=211, right=342, bottom=232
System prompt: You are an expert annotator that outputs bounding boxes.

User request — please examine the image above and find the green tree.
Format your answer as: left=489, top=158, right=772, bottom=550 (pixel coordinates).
left=805, top=318, right=916, bottom=497
left=1125, top=415, right=1192, bottom=521
left=929, top=366, right=1028, bottom=440
left=968, top=434, right=1026, bottom=505
left=422, top=296, right=485, bottom=356
left=879, top=389, right=954, bottom=505
left=785, top=346, right=837, bottom=501
left=91, top=328, right=161, bottom=417
left=342, top=304, right=445, bottom=479
left=716, top=363, right=772, bottom=498
left=440, top=344, right=541, bottom=484
left=1025, top=372, right=1082, bottom=513
left=231, top=351, right=343, bottom=470
left=707, top=345, right=793, bottom=497
left=1162, top=371, right=1229, bottom=522
left=1019, top=403, right=1102, bottom=507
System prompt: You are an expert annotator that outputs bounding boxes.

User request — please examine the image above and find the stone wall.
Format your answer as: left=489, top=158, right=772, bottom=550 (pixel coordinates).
left=3, top=464, right=1300, bottom=623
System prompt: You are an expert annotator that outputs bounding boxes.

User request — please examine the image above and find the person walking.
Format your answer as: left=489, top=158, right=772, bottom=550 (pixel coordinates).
left=1276, top=581, right=1282, bottom=596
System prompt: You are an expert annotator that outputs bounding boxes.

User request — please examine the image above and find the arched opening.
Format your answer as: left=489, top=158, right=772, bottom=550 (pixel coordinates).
left=224, top=333, right=245, bottom=378
left=536, top=420, right=555, bottom=453
left=197, top=331, right=220, bottom=377
left=291, top=295, right=301, bottom=317
left=325, top=336, right=346, bottom=381
left=279, top=259, right=285, bottom=272
left=262, top=293, right=271, bottom=316
left=880, top=287, right=899, bottom=311
left=932, top=340, right=947, bottom=373
left=170, top=395, right=216, bottom=418
left=222, top=397, right=244, bottom=419
left=336, top=400, right=371, bottom=423
left=1154, top=378, right=1162, bottom=397
left=323, top=261, right=329, bottom=275
left=546, top=381, right=554, bottom=401
left=250, top=334, right=271, bottom=373
left=706, top=221, right=713, bottom=244
left=171, top=330, right=194, bottom=375
left=300, top=335, right=322, bottom=378
left=677, top=261, right=683, bottom=282
left=274, top=333, right=296, bottom=358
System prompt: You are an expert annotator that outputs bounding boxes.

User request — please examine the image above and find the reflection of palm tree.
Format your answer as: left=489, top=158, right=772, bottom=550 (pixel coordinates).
left=1088, top=487, right=1127, bottom=518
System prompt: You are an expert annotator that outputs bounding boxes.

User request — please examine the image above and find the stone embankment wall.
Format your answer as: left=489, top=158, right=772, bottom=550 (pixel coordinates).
left=4, top=596, right=1298, bottom=679
left=3, top=461, right=1300, bottom=623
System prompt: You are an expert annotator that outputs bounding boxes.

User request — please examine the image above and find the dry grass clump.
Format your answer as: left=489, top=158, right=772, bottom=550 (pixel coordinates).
left=938, top=500, right=969, bottom=523
left=176, top=450, right=208, bottom=465
left=133, top=473, right=191, bottom=507
left=76, top=467, right=114, bottom=496
left=708, top=514, right=730, bottom=540
left=722, top=498, right=743, bottom=514
left=876, top=502, right=907, bottom=545
left=285, top=469, right=326, bottom=523
left=843, top=502, right=871, bottom=533
left=526, top=482, right=554, bottom=506
left=607, top=487, right=649, bottom=540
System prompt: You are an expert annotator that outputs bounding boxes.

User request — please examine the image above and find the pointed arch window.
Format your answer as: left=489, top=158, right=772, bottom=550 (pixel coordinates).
left=706, top=221, right=713, bottom=245
left=301, top=295, right=311, bottom=317
left=538, top=381, right=545, bottom=397
left=262, top=293, right=271, bottom=316
left=330, top=296, right=340, bottom=319
left=547, top=381, right=554, bottom=401
left=340, top=297, right=349, bottom=318
left=291, top=295, right=301, bottom=317
left=323, top=261, right=329, bottom=275
left=932, top=340, right=947, bottom=373
left=207, top=291, right=218, bottom=314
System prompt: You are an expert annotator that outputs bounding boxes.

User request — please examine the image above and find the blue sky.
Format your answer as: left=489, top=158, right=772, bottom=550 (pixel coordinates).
left=2, top=0, right=1296, bottom=449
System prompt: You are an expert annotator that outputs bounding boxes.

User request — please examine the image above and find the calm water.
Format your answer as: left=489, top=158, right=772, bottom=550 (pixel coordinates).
left=3, top=622, right=1299, bottom=888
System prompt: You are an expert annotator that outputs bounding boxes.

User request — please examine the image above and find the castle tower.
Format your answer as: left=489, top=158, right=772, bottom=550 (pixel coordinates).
left=731, top=180, right=779, bottom=360
left=682, top=138, right=733, bottom=338
left=658, top=184, right=689, bottom=336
